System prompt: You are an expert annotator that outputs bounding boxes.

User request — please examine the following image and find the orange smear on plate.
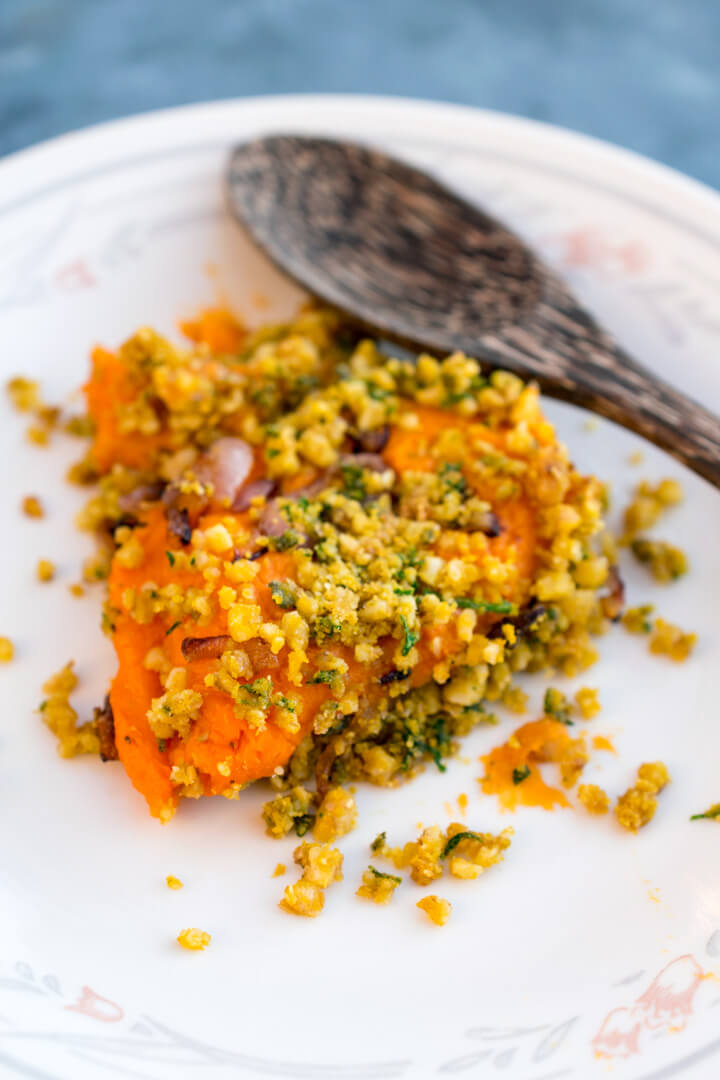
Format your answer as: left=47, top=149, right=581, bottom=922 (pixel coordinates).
left=592, top=734, right=616, bottom=754
left=480, top=718, right=573, bottom=811
left=179, top=307, right=246, bottom=354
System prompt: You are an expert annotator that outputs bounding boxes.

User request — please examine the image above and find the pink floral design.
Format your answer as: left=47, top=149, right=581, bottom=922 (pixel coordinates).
left=55, top=258, right=96, bottom=291
left=543, top=227, right=650, bottom=275
left=633, top=955, right=705, bottom=1032
left=65, top=985, right=124, bottom=1023
left=592, top=1007, right=642, bottom=1059
left=592, top=955, right=708, bottom=1060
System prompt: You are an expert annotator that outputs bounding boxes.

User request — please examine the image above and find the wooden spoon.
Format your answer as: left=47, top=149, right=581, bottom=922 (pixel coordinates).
left=227, top=135, right=720, bottom=487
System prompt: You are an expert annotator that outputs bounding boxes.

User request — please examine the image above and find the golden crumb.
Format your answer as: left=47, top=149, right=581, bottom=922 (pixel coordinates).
left=82, top=549, right=112, bottom=584
left=577, top=783, right=610, bottom=814
left=376, top=822, right=511, bottom=883
left=621, top=478, right=683, bottom=542
left=313, top=786, right=358, bottom=843
left=176, top=928, right=211, bottom=950
left=405, top=825, right=445, bottom=885
left=417, top=895, right=452, bottom=925
left=64, top=415, right=95, bottom=437
left=543, top=686, right=572, bottom=724
left=280, top=879, right=325, bottom=917
left=615, top=761, right=670, bottom=832
left=6, top=376, right=40, bottom=412
left=21, top=495, right=44, bottom=518
left=280, top=842, right=343, bottom=917
left=575, top=687, right=601, bottom=719
left=272, top=863, right=286, bottom=877
left=26, top=424, right=50, bottom=446
left=39, top=661, right=100, bottom=757
left=36, top=559, right=56, bottom=583
left=637, top=761, right=670, bottom=791
left=0, top=636, right=14, bottom=663
left=583, top=418, right=599, bottom=433
left=444, top=823, right=513, bottom=880
left=631, top=539, right=688, bottom=583
left=69, top=584, right=85, bottom=597
left=356, top=865, right=401, bottom=904
left=627, top=451, right=644, bottom=466
left=501, top=685, right=528, bottom=714
left=166, top=875, right=183, bottom=890
left=622, top=605, right=655, bottom=634
left=294, top=842, right=343, bottom=888
left=649, top=619, right=697, bottom=662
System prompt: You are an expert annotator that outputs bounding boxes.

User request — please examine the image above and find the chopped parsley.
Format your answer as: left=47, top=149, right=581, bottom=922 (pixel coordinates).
left=271, top=529, right=300, bottom=552
left=512, top=765, right=531, bottom=785
left=442, top=831, right=486, bottom=858
left=308, top=670, right=336, bottom=685
left=312, top=615, right=341, bottom=640
left=401, top=714, right=450, bottom=772
left=439, top=462, right=468, bottom=494
left=400, top=615, right=420, bottom=656
left=544, top=687, right=572, bottom=725
left=165, top=550, right=175, bottom=567
left=269, top=580, right=296, bottom=609
left=294, top=814, right=314, bottom=837
left=165, top=620, right=182, bottom=636
left=690, top=803, right=720, bottom=821
left=370, top=831, right=387, bottom=854
left=367, top=865, right=401, bottom=885
left=340, top=464, right=367, bottom=501
left=456, top=598, right=514, bottom=613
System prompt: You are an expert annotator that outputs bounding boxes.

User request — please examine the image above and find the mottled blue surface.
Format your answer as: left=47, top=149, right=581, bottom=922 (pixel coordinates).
left=1, top=0, right=718, bottom=187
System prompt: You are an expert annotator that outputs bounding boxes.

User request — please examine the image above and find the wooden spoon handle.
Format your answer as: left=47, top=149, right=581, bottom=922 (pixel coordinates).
left=471, top=274, right=720, bottom=488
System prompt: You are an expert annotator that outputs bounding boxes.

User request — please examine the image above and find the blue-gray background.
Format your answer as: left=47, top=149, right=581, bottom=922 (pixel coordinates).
left=1, top=0, right=718, bottom=187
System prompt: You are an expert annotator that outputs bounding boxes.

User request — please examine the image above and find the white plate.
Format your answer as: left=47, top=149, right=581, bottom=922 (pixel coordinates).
left=1, top=96, right=720, bottom=1080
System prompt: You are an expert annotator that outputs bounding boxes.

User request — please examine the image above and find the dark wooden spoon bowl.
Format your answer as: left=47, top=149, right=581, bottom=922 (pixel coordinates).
left=227, top=135, right=720, bottom=487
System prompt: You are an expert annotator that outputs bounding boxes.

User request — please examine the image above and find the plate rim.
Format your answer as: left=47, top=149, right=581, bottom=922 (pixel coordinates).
left=2, top=92, right=720, bottom=224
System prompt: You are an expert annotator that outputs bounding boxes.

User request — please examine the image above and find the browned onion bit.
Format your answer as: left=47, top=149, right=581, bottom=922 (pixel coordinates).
left=257, top=498, right=293, bottom=538
left=467, top=509, right=502, bottom=537
left=378, top=668, right=411, bottom=685
left=350, top=425, right=390, bottom=454
left=232, top=478, right=277, bottom=512
left=181, top=635, right=234, bottom=661
left=244, top=638, right=280, bottom=671
left=601, top=565, right=625, bottom=621
left=167, top=505, right=192, bottom=545
left=487, top=603, right=546, bottom=640
left=337, top=452, right=387, bottom=472
left=117, top=481, right=166, bottom=513
left=94, top=695, right=119, bottom=762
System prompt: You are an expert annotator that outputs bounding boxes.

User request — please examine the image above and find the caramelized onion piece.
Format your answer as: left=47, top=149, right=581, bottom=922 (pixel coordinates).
left=258, top=499, right=291, bottom=538
left=350, top=425, right=390, bottom=454
left=487, top=603, right=546, bottom=640
left=244, top=638, right=280, bottom=671
left=337, top=452, right=388, bottom=473
left=601, top=565, right=625, bottom=621
left=166, top=505, right=192, bottom=545
left=232, top=478, right=277, bottom=512
left=181, top=635, right=233, bottom=661
left=118, top=481, right=165, bottom=512
left=196, top=437, right=254, bottom=505
left=94, top=695, right=119, bottom=762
